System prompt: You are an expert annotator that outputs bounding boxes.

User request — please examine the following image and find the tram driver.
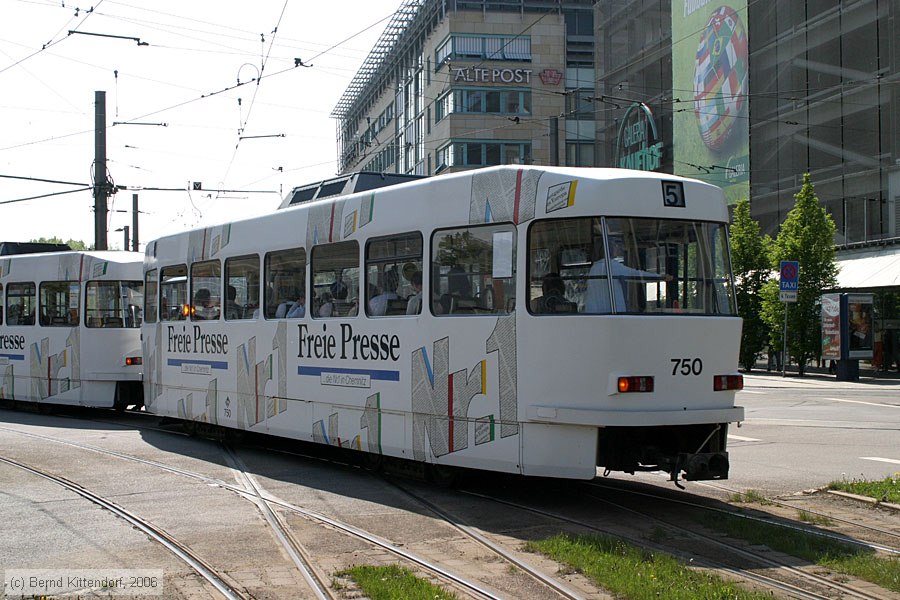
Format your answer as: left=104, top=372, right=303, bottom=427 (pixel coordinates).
left=584, top=235, right=671, bottom=313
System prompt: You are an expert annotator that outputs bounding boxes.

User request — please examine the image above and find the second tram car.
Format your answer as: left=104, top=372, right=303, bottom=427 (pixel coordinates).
left=142, top=166, right=744, bottom=482
left=0, top=251, right=144, bottom=409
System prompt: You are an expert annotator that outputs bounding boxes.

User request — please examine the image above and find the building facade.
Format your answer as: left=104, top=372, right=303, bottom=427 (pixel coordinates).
left=595, top=0, right=900, bottom=370
left=332, top=0, right=595, bottom=177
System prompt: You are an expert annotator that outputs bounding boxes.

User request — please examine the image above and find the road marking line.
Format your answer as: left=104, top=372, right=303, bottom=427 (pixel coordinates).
left=861, top=457, right=900, bottom=465
left=824, top=397, right=900, bottom=409
left=728, top=434, right=761, bottom=442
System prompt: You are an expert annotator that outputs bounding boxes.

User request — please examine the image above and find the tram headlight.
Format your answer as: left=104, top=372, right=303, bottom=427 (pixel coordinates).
left=713, top=374, right=743, bottom=391
left=617, top=376, right=654, bottom=393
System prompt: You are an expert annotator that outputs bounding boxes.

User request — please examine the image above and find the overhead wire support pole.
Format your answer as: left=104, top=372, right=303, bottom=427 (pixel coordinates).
left=94, top=90, right=108, bottom=251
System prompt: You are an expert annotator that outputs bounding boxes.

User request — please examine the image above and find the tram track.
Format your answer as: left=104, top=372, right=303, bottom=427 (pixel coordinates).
left=586, top=478, right=900, bottom=556
left=0, top=422, right=543, bottom=599
left=0, top=454, right=250, bottom=600
left=458, top=486, right=890, bottom=600
left=579, top=486, right=888, bottom=600
left=5, top=412, right=897, bottom=599
left=383, top=477, right=588, bottom=600
left=697, top=479, right=900, bottom=551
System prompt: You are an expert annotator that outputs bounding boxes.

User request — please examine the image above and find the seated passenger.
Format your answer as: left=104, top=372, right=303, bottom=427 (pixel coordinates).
left=317, top=291, right=334, bottom=317
left=406, top=270, right=423, bottom=315
left=193, top=288, right=218, bottom=320
left=275, top=287, right=299, bottom=318
left=225, top=285, right=242, bottom=320
left=286, top=292, right=306, bottom=318
left=440, top=266, right=471, bottom=314
left=369, top=268, right=399, bottom=316
left=531, top=272, right=567, bottom=313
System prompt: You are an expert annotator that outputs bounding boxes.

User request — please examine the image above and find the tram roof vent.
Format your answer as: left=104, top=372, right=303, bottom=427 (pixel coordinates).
left=278, top=171, right=426, bottom=209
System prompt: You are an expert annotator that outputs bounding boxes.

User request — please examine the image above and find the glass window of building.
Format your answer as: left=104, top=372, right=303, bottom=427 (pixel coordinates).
left=438, top=141, right=532, bottom=168
left=435, top=34, right=532, bottom=65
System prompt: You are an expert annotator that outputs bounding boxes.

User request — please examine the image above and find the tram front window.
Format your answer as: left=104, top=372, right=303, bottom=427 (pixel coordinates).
left=527, top=217, right=736, bottom=315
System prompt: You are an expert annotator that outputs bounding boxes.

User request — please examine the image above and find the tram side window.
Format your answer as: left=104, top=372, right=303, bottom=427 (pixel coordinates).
left=40, top=281, right=80, bottom=326
left=0, top=283, right=3, bottom=325
left=225, top=255, right=260, bottom=320
left=311, top=241, right=359, bottom=318
left=431, top=224, right=516, bottom=316
left=6, top=282, right=35, bottom=326
left=160, top=265, right=188, bottom=321
left=264, top=248, right=306, bottom=319
left=144, top=270, right=158, bottom=324
left=365, top=232, right=423, bottom=317
left=191, top=260, right=221, bottom=321
left=85, top=281, right=143, bottom=328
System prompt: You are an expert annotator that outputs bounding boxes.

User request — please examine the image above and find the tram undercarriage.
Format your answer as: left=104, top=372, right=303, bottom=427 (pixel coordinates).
left=596, top=423, right=730, bottom=487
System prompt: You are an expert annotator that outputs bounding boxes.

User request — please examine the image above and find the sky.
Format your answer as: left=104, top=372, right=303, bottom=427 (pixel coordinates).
left=0, top=0, right=403, bottom=250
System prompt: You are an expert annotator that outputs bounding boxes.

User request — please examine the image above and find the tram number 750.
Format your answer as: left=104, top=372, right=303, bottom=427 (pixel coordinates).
left=671, top=358, right=703, bottom=376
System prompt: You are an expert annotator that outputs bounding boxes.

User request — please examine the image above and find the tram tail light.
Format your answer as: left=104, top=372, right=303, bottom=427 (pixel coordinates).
left=125, top=357, right=143, bottom=366
left=713, top=374, right=743, bottom=391
left=617, top=376, right=654, bottom=393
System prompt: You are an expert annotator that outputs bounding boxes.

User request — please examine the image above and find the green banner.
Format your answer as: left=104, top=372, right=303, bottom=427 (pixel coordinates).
left=673, top=1, right=749, bottom=205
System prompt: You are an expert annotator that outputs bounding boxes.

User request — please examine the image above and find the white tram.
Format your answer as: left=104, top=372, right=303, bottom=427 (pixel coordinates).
left=0, top=251, right=144, bottom=409
left=142, top=166, right=744, bottom=482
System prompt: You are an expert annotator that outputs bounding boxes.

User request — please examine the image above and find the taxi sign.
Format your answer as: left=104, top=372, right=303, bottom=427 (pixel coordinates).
left=779, top=260, right=799, bottom=302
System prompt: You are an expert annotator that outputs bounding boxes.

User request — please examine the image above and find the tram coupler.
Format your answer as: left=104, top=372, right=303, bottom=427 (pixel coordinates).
left=674, top=451, right=730, bottom=482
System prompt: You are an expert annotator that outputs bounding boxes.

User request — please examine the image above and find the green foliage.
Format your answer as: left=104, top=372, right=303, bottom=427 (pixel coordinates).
left=335, top=565, right=458, bottom=600
left=729, top=199, right=772, bottom=371
left=759, top=174, right=838, bottom=374
left=829, top=474, right=900, bottom=504
left=697, top=509, right=900, bottom=592
left=527, top=533, right=772, bottom=599
left=29, top=236, right=91, bottom=250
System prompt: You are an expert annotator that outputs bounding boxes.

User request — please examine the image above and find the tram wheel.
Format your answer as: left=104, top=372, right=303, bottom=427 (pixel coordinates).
left=360, top=451, right=384, bottom=473
left=427, top=464, right=460, bottom=488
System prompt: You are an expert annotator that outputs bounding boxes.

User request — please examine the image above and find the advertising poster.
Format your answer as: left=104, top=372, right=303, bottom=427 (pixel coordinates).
left=846, top=294, right=874, bottom=359
left=820, top=294, right=841, bottom=361
left=672, top=0, right=750, bottom=205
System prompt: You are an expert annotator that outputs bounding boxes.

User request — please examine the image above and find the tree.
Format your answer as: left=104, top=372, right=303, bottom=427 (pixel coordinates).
left=760, top=174, right=838, bottom=375
left=729, top=198, right=772, bottom=371
left=29, top=236, right=91, bottom=250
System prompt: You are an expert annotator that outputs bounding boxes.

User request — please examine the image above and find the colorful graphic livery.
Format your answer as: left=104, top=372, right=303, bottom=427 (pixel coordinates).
left=0, top=251, right=144, bottom=408
left=142, top=166, right=744, bottom=483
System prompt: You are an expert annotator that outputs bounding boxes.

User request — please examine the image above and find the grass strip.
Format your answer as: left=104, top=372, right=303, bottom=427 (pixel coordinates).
left=696, top=511, right=900, bottom=592
left=527, top=533, right=772, bottom=600
left=828, top=474, right=900, bottom=504
left=335, top=564, right=458, bottom=600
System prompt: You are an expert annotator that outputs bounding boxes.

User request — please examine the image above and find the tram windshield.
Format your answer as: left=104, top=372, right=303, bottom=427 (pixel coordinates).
left=527, top=216, right=736, bottom=316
